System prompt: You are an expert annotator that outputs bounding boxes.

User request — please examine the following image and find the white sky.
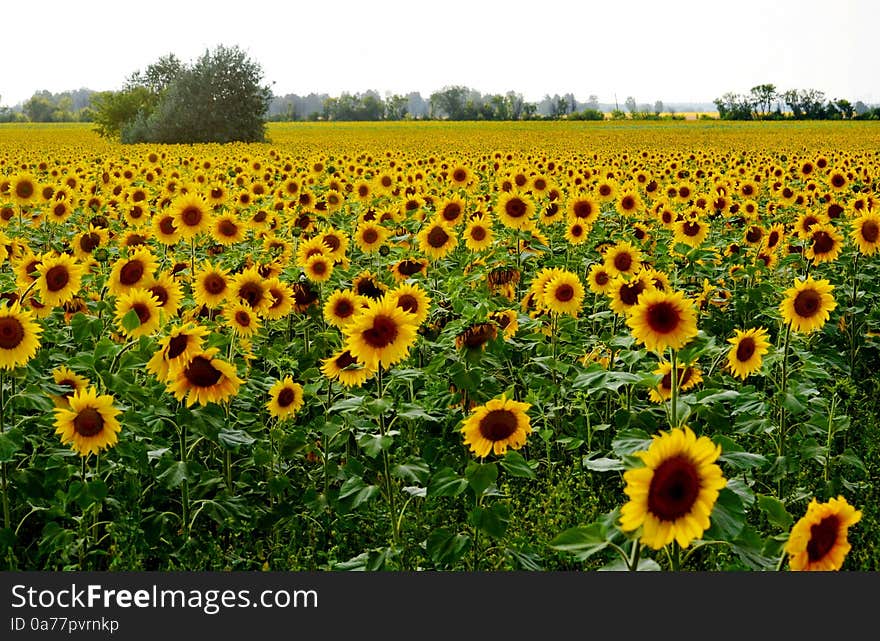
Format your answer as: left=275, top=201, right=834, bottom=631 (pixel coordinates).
left=2, top=0, right=878, bottom=107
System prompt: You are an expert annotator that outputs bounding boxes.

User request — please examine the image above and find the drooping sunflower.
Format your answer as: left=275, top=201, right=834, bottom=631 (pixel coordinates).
left=542, top=270, right=585, bottom=317
left=461, top=394, right=532, bottom=458
left=726, top=327, right=771, bottom=380
left=223, top=300, right=261, bottom=338
left=171, top=193, right=212, bottom=240
left=107, top=248, right=158, bottom=296
left=455, top=321, right=499, bottom=351
left=193, top=260, right=231, bottom=309
left=463, top=216, right=494, bottom=252
left=166, top=347, right=242, bottom=407
left=496, top=191, right=536, bottom=230
left=779, top=276, right=836, bottom=334
left=342, top=295, right=419, bottom=370
left=784, top=496, right=862, bottom=571
left=53, top=386, right=122, bottom=457
left=321, top=348, right=375, bottom=388
left=146, top=322, right=210, bottom=382
left=626, top=289, right=698, bottom=353
left=386, top=282, right=431, bottom=326
left=619, top=425, right=726, bottom=550
left=48, top=365, right=90, bottom=408
left=36, top=253, right=85, bottom=309
left=804, top=222, right=843, bottom=265
left=115, top=288, right=163, bottom=338
left=648, top=361, right=703, bottom=403
left=850, top=211, right=880, bottom=256
left=267, top=376, right=305, bottom=420
left=417, top=219, right=458, bottom=261
left=0, top=303, right=42, bottom=370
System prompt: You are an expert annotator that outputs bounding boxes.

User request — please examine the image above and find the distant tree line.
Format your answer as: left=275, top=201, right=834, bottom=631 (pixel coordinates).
left=713, top=84, right=880, bottom=120
left=0, top=89, right=96, bottom=123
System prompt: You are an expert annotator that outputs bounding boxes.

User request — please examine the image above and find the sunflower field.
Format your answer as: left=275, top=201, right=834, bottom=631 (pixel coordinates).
left=0, top=120, right=878, bottom=572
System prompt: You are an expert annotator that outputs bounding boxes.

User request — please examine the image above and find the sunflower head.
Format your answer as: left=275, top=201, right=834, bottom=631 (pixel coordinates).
left=53, top=386, right=123, bottom=457
left=461, top=394, right=532, bottom=458
left=785, top=496, right=861, bottom=571
left=267, top=376, right=305, bottom=420
left=779, top=276, right=836, bottom=334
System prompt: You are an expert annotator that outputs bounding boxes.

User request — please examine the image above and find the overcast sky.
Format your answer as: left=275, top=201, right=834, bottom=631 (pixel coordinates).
left=2, top=0, right=878, bottom=107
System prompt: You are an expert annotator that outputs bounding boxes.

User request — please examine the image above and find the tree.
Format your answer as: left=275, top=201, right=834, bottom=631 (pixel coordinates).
left=833, top=98, right=854, bottom=120
left=95, top=45, right=272, bottom=143
left=624, top=96, right=637, bottom=115
left=654, top=100, right=664, bottom=116
left=384, top=94, right=408, bottom=120
left=749, top=84, right=776, bottom=118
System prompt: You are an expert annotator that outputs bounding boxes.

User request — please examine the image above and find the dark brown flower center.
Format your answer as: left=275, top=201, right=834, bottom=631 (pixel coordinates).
left=504, top=197, right=527, bottom=219
left=811, top=231, right=835, bottom=255
left=238, top=282, right=264, bottom=307
left=180, top=205, right=203, bottom=226
left=159, top=216, right=177, bottom=235
left=646, top=301, right=681, bottom=334
left=204, top=273, right=226, bottom=295
left=362, top=228, right=379, bottom=244
left=0, top=317, right=25, bottom=349
left=647, top=455, right=700, bottom=521
left=15, top=180, right=34, bottom=199
left=453, top=169, right=467, bottom=183
left=234, top=310, right=251, bottom=327
left=860, top=220, right=879, bottom=243
left=335, top=350, right=358, bottom=369
left=167, top=334, right=190, bottom=359
left=573, top=200, right=594, bottom=219
left=594, top=270, right=609, bottom=286
left=619, top=281, right=646, bottom=306
left=132, top=302, right=151, bottom=324
left=621, top=196, right=635, bottom=211
left=470, top=225, right=487, bottom=241
left=613, top=252, right=633, bottom=273
left=362, top=315, right=398, bottom=349
left=442, top=202, right=462, bottom=222
left=683, top=221, right=701, bottom=237
left=806, top=515, right=840, bottom=562
left=793, top=289, right=821, bottom=318
left=396, top=294, right=418, bottom=314
left=554, top=284, right=575, bottom=303
left=148, top=284, right=169, bottom=306
left=831, top=174, right=845, bottom=188
left=746, top=226, right=763, bottom=243
left=427, top=226, right=450, bottom=248
left=120, top=260, right=145, bottom=286
left=218, top=219, right=238, bottom=238
left=477, top=409, right=518, bottom=442
left=323, top=234, right=341, bottom=251
left=44, top=265, right=71, bottom=292
left=73, top=407, right=104, bottom=437
left=277, top=387, right=296, bottom=407
left=735, top=336, right=756, bottom=362
left=767, top=231, right=780, bottom=248
left=184, top=356, right=223, bottom=387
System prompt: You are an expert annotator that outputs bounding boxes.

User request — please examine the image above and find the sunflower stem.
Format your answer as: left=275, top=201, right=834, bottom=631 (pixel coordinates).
left=777, top=322, right=793, bottom=499
left=376, top=366, right=399, bottom=549
left=628, top=539, right=642, bottom=572
left=775, top=551, right=788, bottom=571
left=824, top=394, right=838, bottom=484
left=848, top=251, right=860, bottom=377
left=180, top=418, right=190, bottom=540
left=670, top=541, right=682, bottom=572
left=670, top=349, right=680, bottom=428
left=0, top=371, right=10, bottom=533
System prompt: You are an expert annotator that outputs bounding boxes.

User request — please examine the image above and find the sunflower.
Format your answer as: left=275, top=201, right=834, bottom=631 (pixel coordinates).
left=461, top=394, right=532, bottom=458
left=673, top=217, right=709, bottom=248
left=151, top=212, right=182, bottom=246
left=615, top=189, right=643, bottom=217
left=417, top=219, right=458, bottom=261
left=619, top=425, right=726, bottom=550
left=0, top=303, right=42, bottom=370
left=489, top=309, right=519, bottom=339
left=321, top=348, right=375, bottom=388
left=46, top=200, right=73, bottom=224
left=850, top=212, right=880, bottom=256
left=726, top=327, right=771, bottom=380
left=267, top=376, right=305, bottom=420
left=107, top=248, right=158, bottom=296
left=542, top=270, right=585, bottom=317
left=604, top=241, right=643, bottom=277
left=594, top=179, right=618, bottom=203
left=171, top=193, right=212, bottom=240
left=36, top=253, right=85, bottom=309
left=230, top=267, right=273, bottom=315
left=262, top=277, right=295, bottom=321
left=303, top=253, right=334, bottom=283
left=143, top=271, right=182, bottom=319
left=47, top=365, right=90, bottom=408
left=115, top=288, right=162, bottom=338
left=10, top=173, right=38, bottom=205
left=437, top=197, right=466, bottom=226
left=626, top=289, right=698, bottom=353
left=455, top=322, right=499, bottom=351
left=649, top=361, right=703, bottom=403
left=146, top=322, right=210, bottom=382
left=794, top=211, right=827, bottom=240
left=566, top=194, right=601, bottom=225
left=804, top=222, right=843, bottom=265
left=193, top=260, right=231, bottom=309
left=166, top=347, right=242, bottom=407
left=72, top=225, right=109, bottom=261
left=343, top=295, right=419, bottom=370
left=354, top=221, right=389, bottom=254
left=763, top=223, right=785, bottom=253
left=449, top=164, right=474, bottom=189
left=784, top=496, right=862, bottom=571
left=463, top=216, right=494, bottom=252
left=779, top=276, right=837, bottom=334
left=211, top=213, right=247, bottom=246
left=224, top=300, right=261, bottom=337
left=826, top=168, right=848, bottom=193
left=587, top=263, right=614, bottom=295
left=53, top=386, right=122, bottom=457
left=323, top=289, right=364, bottom=328
left=319, top=226, right=350, bottom=261
left=608, top=273, right=653, bottom=316
left=386, top=282, right=431, bottom=326
left=496, top=191, right=536, bottom=230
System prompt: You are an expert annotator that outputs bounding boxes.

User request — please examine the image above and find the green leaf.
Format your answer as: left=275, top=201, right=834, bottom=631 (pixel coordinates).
left=156, top=461, right=193, bottom=489
left=358, top=431, right=395, bottom=457
left=549, top=523, right=610, bottom=561
left=500, top=450, right=536, bottom=478
left=611, top=429, right=653, bottom=456
left=121, top=308, right=141, bottom=332
left=0, top=428, right=24, bottom=463
left=465, top=461, right=498, bottom=496
left=218, top=428, right=256, bottom=450
left=392, top=459, right=430, bottom=484
left=426, top=528, right=471, bottom=566
left=730, top=525, right=777, bottom=571
left=716, top=435, right=768, bottom=471
left=468, top=502, right=509, bottom=539
left=427, top=467, right=468, bottom=498
left=337, top=476, right=379, bottom=510
left=704, top=488, right=746, bottom=540
left=758, top=494, right=793, bottom=531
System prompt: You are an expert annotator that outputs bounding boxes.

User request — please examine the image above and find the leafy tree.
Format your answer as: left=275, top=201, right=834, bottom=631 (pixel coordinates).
left=624, top=96, right=637, bottom=115
left=749, top=84, right=776, bottom=118
left=654, top=100, right=664, bottom=116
